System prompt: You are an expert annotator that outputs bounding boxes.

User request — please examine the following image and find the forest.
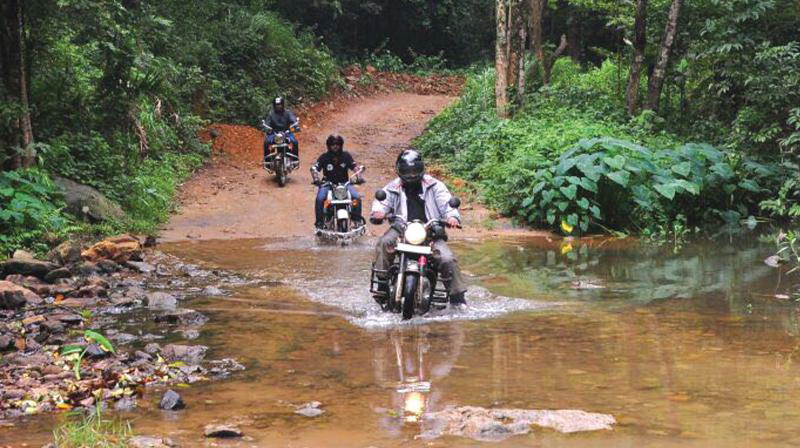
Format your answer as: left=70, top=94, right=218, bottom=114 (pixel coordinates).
left=1, top=0, right=798, bottom=255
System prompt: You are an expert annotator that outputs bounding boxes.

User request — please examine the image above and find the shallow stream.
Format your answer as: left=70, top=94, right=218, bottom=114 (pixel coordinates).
left=7, top=233, right=800, bottom=447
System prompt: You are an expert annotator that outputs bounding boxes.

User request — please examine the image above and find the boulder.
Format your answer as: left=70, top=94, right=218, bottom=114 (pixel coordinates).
left=161, top=344, right=208, bottom=364
left=1, top=258, right=58, bottom=280
left=204, top=424, right=243, bottom=438
left=159, top=390, right=185, bottom=410
left=295, top=401, right=324, bottom=417
left=146, top=292, right=177, bottom=310
left=154, top=309, right=207, bottom=326
left=47, top=241, right=83, bottom=265
left=12, top=249, right=34, bottom=260
left=97, top=259, right=122, bottom=273
left=128, top=436, right=177, bottom=448
left=81, top=235, right=142, bottom=263
left=420, top=406, right=616, bottom=442
left=4, top=275, right=51, bottom=296
left=0, top=280, right=43, bottom=309
left=44, top=267, right=72, bottom=284
left=126, top=261, right=155, bottom=274
left=53, top=176, right=125, bottom=222
left=69, top=261, right=100, bottom=277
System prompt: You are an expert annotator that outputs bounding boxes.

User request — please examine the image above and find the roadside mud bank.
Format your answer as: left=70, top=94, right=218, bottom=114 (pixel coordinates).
left=0, top=235, right=248, bottom=422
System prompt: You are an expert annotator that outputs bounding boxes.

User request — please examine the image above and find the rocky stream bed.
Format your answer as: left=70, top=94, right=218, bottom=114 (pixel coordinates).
left=0, top=235, right=247, bottom=425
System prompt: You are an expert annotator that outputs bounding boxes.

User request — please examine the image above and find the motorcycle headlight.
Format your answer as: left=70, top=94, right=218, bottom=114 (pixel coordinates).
left=334, top=185, right=348, bottom=200
left=274, top=133, right=285, bottom=144
left=404, top=222, right=427, bottom=245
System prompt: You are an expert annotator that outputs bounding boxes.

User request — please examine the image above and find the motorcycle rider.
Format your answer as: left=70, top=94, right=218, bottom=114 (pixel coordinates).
left=370, top=149, right=467, bottom=306
left=311, top=134, right=365, bottom=229
left=262, top=96, right=299, bottom=163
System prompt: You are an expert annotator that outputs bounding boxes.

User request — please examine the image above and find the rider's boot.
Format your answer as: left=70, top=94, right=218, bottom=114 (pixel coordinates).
left=449, top=291, right=467, bottom=307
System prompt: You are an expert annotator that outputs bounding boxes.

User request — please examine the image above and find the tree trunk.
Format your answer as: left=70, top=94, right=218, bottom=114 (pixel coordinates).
left=542, top=34, right=568, bottom=85
left=508, top=0, right=527, bottom=103
left=530, top=0, right=547, bottom=64
left=626, top=0, right=648, bottom=115
left=645, top=0, right=683, bottom=111
left=16, top=0, right=33, bottom=167
left=566, top=5, right=582, bottom=63
left=495, top=0, right=510, bottom=117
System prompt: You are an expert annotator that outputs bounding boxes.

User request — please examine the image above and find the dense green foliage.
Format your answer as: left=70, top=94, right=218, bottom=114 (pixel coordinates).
left=417, top=63, right=792, bottom=235
left=272, top=0, right=495, bottom=66
left=0, top=0, right=338, bottom=255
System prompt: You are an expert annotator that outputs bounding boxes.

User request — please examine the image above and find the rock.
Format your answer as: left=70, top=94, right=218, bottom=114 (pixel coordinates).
left=125, top=285, right=147, bottom=301
left=4, top=275, right=51, bottom=296
left=161, top=344, right=208, bottom=364
left=295, top=401, right=324, bottom=417
left=75, top=284, right=107, bottom=298
left=114, top=397, right=137, bottom=412
left=202, top=286, right=224, bottom=296
left=126, top=261, right=155, bottom=274
left=0, top=280, right=43, bottom=309
left=144, top=343, right=161, bottom=354
left=420, top=406, right=616, bottom=442
left=1, top=258, right=59, bottom=280
left=84, top=344, right=110, bottom=359
left=144, top=235, right=158, bottom=247
left=44, top=267, right=72, bottom=284
left=179, top=329, right=200, bottom=340
left=128, top=436, right=177, bottom=448
left=81, top=235, right=141, bottom=263
left=159, top=390, right=185, bottom=410
left=40, top=319, right=65, bottom=334
left=111, top=295, right=135, bottom=307
left=146, top=292, right=177, bottom=310
left=47, top=241, right=83, bottom=265
left=53, top=176, right=126, bottom=222
left=69, top=261, right=100, bottom=277
left=204, top=424, right=243, bottom=438
left=134, top=350, right=153, bottom=361
left=0, top=334, right=14, bottom=351
left=154, top=309, right=207, bottom=326
left=97, top=259, right=121, bottom=273
left=50, top=313, right=83, bottom=325
left=208, top=358, right=246, bottom=378
left=12, top=249, right=35, bottom=260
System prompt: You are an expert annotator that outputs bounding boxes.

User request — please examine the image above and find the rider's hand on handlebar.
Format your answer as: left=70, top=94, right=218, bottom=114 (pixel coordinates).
left=446, top=217, right=461, bottom=229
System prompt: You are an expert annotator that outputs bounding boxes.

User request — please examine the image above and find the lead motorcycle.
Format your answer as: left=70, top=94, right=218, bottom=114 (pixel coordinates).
left=315, top=166, right=367, bottom=244
left=261, top=120, right=300, bottom=187
left=370, top=189, right=461, bottom=320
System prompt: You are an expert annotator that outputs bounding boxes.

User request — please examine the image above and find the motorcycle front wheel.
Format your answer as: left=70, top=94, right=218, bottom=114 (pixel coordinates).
left=401, top=274, right=418, bottom=320
left=276, top=159, right=287, bottom=187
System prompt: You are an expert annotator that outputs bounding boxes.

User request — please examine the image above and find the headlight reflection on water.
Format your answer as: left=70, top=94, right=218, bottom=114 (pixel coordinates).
left=403, top=392, right=426, bottom=422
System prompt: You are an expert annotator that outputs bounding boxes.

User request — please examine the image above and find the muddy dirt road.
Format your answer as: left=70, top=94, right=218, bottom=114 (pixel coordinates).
left=163, top=93, right=455, bottom=241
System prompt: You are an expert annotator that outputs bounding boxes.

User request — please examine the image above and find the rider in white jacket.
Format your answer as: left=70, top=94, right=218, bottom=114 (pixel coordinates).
left=370, top=149, right=467, bottom=305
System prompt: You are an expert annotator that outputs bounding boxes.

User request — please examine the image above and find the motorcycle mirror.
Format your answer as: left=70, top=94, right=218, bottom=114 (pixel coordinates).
left=375, top=189, right=387, bottom=201
left=448, top=197, right=461, bottom=209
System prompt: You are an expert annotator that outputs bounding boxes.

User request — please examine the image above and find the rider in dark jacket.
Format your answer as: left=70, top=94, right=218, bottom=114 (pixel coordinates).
left=311, top=134, right=365, bottom=229
left=262, top=97, right=299, bottom=160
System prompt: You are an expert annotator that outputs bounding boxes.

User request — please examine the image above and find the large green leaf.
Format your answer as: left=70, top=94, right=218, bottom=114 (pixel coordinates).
left=84, top=330, right=115, bottom=354
left=711, top=162, right=734, bottom=179
left=671, top=161, right=692, bottom=177
left=654, top=183, right=676, bottom=200
left=674, top=179, right=700, bottom=195
left=577, top=197, right=590, bottom=209
left=603, top=155, right=626, bottom=170
left=738, top=179, right=761, bottom=192
left=559, top=184, right=577, bottom=200
left=605, top=170, right=630, bottom=186
left=579, top=177, right=598, bottom=193
left=556, top=201, right=570, bottom=212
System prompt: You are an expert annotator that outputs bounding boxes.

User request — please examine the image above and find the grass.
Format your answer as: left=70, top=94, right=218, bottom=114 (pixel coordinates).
left=52, top=407, right=132, bottom=448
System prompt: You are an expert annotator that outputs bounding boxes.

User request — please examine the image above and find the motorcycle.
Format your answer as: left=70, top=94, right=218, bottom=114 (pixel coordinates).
left=315, top=167, right=367, bottom=244
left=370, top=189, right=461, bottom=320
left=261, top=120, right=300, bottom=187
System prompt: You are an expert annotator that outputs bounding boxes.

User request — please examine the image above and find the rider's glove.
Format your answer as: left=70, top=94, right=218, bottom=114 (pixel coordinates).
left=446, top=217, right=461, bottom=228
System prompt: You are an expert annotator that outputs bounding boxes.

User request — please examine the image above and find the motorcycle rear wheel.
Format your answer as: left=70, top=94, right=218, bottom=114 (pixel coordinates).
left=401, top=274, right=418, bottom=320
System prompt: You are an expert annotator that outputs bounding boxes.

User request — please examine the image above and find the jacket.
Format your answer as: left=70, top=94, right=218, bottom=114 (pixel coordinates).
left=371, top=175, right=461, bottom=223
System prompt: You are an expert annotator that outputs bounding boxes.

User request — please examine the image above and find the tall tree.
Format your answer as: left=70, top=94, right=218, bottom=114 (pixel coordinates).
left=645, top=0, right=683, bottom=111
left=625, top=0, right=648, bottom=115
left=495, top=0, right=510, bottom=117
left=0, top=0, right=34, bottom=169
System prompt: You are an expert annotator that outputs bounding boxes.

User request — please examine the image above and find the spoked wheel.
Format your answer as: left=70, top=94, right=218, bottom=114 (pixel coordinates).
left=401, top=274, right=417, bottom=320
left=337, top=219, right=349, bottom=233
left=276, top=160, right=287, bottom=187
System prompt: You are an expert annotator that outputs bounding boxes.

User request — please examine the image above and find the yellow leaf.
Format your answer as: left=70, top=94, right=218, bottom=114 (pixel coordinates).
left=56, top=403, right=73, bottom=410
left=560, top=242, right=573, bottom=255
left=561, top=219, right=574, bottom=234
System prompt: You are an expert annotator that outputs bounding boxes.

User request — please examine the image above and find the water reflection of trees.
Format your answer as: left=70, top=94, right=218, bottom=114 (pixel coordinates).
left=457, top=237, right=776, bottom=305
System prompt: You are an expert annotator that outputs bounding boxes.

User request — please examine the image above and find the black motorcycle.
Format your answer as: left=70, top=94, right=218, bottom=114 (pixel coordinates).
left=315, top=167, right=366, bottom=244
left=370, top=189, right=461, bottom=320
left=261, top=120, right=300, bottom=187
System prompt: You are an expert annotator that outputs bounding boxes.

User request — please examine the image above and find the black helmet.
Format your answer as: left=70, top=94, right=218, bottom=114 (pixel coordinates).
left=396, top=149, right=425, bottom=184
left=273, top=96, right=285, bottom=112
left=326, top=134, right=344, bottom=152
